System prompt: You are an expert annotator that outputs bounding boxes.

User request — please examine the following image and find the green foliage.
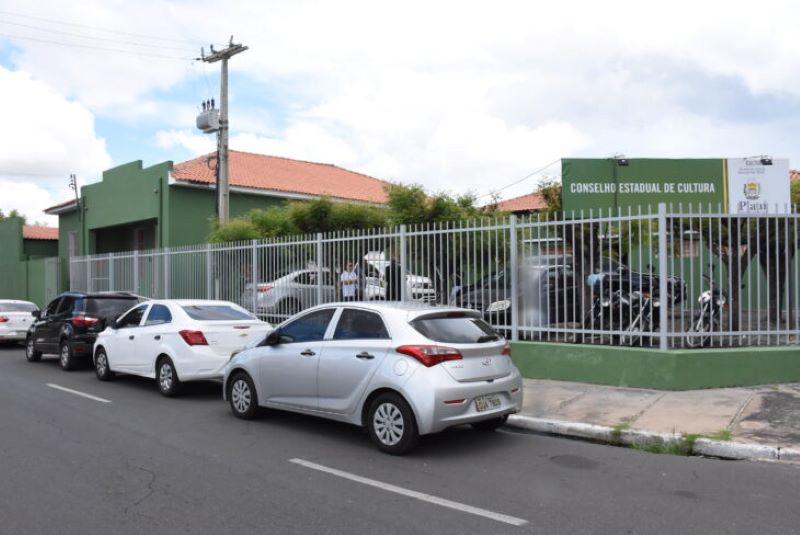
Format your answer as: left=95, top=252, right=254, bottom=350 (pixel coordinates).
left=537, top=177, right=562, bottom=214
left=385, top=183, right=483, bottom=225
left=0, top=208, right=25, bottom=222
left=249, top=206, right=299, bottom=238
left=209, top=217, right=260, bottom=243
left=792, top=179, right=800, bottom=207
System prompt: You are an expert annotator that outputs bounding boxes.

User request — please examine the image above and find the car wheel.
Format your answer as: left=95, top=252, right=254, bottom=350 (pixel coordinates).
left=94, top=347, right=115, bottom=381
left=25, top=336, right=41, bottom=362
left=228, top=372, right=260, bottom=420
left=471, top=414, right=509, bottom=432
left=59, top=341, right=76, bottom=371
left=156, top=357, right=181, bottom=397
left=367, top=393, right=419, bottom=455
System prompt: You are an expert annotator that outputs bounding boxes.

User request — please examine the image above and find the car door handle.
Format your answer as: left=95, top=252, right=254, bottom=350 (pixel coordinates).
left=154, top=335, right=161, bottom=340
left=129, top=335, right=135, bottom=340
left=300, top=349, right=315, bottom=357
left=356, top=352, right=375, bottom=360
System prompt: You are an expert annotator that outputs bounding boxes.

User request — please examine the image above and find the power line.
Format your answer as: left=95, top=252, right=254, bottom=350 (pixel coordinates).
left=0, top=19, right=197, bottom=52
left=0, top=9, right=204, bottom=46
left=0, top=32, right=194, bottom=61
left=477, top=158, right=561, bottom=200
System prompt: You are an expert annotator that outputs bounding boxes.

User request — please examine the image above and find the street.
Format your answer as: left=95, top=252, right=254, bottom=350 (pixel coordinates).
left=1, top=345, right=799, bottom=535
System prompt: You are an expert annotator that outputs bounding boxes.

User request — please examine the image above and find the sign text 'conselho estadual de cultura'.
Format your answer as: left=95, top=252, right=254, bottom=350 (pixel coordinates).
left=569, top=182, right=717, bottom=194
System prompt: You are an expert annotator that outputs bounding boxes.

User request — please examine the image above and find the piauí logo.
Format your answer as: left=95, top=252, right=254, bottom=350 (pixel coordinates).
left=743, top=181, right=761, bottom=200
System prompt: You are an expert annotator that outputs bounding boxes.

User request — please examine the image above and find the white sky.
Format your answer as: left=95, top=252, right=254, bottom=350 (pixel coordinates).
left=1, top=0, right=799, bottom=225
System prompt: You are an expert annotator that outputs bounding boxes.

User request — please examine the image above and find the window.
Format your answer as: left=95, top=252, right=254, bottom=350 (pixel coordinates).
left=86, top=298, right=140, bottom=319
left=0, top=302, right=38, bottom=313
left=116, top=305, right=147, bottom=328
left=145, top=304, right=172, bottom=325
left=279, top=309, right=335, bottom=344
left=181, top=305, right=256, bottom=321
left=55, top=297, right=76, bottom=316
left=67, top=231, right=79, bottom=258
left=411, top=313, right=498, bottom=343
left=43, top=298, right=61, bottom=318
left=333, top=309, right=389, bottom=340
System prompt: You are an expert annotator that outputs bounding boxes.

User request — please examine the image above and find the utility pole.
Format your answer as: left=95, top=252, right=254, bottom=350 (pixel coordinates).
left=198, top=37, right=248, bottom=225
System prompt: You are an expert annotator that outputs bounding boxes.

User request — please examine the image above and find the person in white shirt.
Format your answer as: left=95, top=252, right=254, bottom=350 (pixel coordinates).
left=340, top=262, right=358, bottom=301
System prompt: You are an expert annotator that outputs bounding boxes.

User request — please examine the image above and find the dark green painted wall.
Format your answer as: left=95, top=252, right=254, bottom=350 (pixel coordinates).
left=23, top=238, right=57, bottom=259
left=0, top=218, right=59, bottom=307
left=510, top=341, right=800, bottom=390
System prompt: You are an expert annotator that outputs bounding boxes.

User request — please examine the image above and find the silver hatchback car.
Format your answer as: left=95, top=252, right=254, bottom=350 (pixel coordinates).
left=222, top=302, right=523, bottom=454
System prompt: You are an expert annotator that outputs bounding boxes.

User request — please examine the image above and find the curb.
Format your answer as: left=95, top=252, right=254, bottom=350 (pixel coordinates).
left=507, top=415, right=800, bottom=462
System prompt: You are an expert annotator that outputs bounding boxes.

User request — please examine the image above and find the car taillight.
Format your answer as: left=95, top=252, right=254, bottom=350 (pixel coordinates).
left=179, top=330, right=208, bottom=346
left=501, top=343, right=511, bottom=357
left=0, top=316, right=8, bottom=323
left=71, top=315, right=99, bottom=327
left=257, top=284, right=272, bottom=293
left=396, top=345, right=462, bottom=367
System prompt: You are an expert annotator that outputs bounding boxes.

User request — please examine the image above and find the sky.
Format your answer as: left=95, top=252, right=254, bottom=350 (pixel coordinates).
left=1, top=0, right=800, bottom=226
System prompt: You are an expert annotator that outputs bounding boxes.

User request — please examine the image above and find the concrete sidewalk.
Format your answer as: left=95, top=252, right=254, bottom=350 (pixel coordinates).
left=508, top=378, right=800, bottom=461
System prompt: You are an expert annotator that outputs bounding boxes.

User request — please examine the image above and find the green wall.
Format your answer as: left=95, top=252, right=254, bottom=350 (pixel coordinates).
left=0, top=218, right=59, bottom=307
left=0, top=218, right=24, bottom=260
left=511, top=341, right=800, bottom=390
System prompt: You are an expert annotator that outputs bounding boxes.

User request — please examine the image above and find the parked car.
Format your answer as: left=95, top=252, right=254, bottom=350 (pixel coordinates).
left=246, top=268, right=336, bottom=318
left=0, top=300, right=39, bottom=345
left=222, top=302, right=522, bottom=454
left=93, top=299, right=271, bottom=396
left=25, top=292, right=146, bottom=370
left=361, top=252, right=437, bottom=302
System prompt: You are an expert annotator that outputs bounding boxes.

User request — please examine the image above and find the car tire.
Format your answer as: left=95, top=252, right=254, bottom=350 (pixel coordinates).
left=59, top=341, right=76, bottom=371
left=156, top=357, right=181, bottom=397
left=227, top=372, right=260, bottom=420
left=367, top=392, right=419, bottom=455
left=471, top=414, right=509, bottom=432
left=25, top=336, right=41, bottom=362
left=94, top=347, right=115, bottom=381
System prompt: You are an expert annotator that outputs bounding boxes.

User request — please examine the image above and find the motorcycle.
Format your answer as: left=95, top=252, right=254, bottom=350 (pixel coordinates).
left=685, top=274, right=727, bottom=348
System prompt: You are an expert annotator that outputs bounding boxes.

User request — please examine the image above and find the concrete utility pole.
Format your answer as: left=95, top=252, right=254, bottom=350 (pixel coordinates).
left=199, top=37, right=248, bottom=225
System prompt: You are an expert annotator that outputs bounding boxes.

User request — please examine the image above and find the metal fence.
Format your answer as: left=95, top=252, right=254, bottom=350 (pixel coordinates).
left=69, top=203, right=800, bottom=349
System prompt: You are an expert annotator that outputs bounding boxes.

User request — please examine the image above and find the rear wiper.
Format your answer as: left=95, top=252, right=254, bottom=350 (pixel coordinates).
left=477, top=334, right=499, bottom=343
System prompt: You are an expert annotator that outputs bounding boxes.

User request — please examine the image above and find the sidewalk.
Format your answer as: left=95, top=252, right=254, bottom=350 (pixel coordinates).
left=508, top=378, right=800, bottom=461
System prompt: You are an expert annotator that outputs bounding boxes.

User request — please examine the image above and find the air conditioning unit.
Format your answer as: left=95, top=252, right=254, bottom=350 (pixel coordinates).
left=196, top=109, right=220, bottom=133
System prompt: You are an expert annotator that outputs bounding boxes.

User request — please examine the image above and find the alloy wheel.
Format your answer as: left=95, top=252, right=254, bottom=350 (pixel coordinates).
left=96, top=353, right=107, bottom=375
left=60, top=345, right=70, bottom=368
left=159, top=362, right=173, bottom=392
left=372, top=402, right=405, bottom=446
left=231, top=379, right=251, bottom=414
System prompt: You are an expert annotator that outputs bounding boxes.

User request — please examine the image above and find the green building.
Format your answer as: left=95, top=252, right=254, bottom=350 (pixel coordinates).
left=0, top=217, right=60, bottom=307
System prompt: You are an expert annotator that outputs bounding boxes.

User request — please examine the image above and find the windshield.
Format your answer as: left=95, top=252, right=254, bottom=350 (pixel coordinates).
left=85, top=298, right=140, bottom=319
left=411, top=314, right=499, bottom=343
left=182, top=305, right=257, bottom=321
left=0, top=302, right=38, bottom=312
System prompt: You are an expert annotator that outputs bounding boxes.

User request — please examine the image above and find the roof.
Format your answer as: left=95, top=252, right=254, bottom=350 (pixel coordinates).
left=171, top=150, right=391, bottom=204
left=44, top=199, right=78, bottom=215
left=22, top=225, right=58, bottom=240
left=495, top=192, right=548, bottom=213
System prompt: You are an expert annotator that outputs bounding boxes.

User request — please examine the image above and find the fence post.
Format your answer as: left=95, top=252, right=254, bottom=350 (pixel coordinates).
left=109, top=252, right=115, bottom=291
left=205, top=244, right=213, bottom=299
left=86, top=258, right=91, bottom=293
left=316, top=233, right=324, bottom=305
left=133, top=250, right=139, bottom=296
left=509, top=215, right=519, bottom=341
left=164, top=247, right=171, bottom=299
left=251, top=239, right=258, bottom=313
left=399, top=224, right=408, bottom=301
left=658, top=203, right=669, bottom=351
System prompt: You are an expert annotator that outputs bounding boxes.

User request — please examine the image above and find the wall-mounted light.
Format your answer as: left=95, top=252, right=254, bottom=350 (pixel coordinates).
left=760, top=157, right=773, bottom=166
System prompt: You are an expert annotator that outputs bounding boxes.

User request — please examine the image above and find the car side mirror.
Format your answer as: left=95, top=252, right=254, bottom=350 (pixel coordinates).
left=263, top=331, right=281, bottom=346
left=31, top=310, right=41, bottom=319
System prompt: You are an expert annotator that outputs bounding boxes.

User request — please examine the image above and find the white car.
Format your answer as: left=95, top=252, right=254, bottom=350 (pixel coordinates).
left=93, top=300, right=272, bottom=396
left=0, top=300, right=39, bottom=344
left=222, top=302, right=522, bottom=454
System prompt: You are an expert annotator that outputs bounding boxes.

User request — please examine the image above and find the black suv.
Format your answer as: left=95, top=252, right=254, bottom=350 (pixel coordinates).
left=26, top=292, right=145, bottom=370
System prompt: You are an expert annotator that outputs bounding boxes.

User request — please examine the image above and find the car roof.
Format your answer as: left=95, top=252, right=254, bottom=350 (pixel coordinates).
left=56, top=291, right=142, bottom=299
left=302, top=301, right=480, bottom=321
left=144, top=299, right=245, bottom=307
left=0, top=299, right=37, bottom=304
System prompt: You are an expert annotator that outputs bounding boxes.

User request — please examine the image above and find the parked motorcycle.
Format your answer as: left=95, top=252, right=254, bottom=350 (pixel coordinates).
left=685, top=274, right=727, bottom=348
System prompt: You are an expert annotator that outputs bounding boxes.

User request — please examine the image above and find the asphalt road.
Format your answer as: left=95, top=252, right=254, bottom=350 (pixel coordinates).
left=1, top=345, right=799, bottom=535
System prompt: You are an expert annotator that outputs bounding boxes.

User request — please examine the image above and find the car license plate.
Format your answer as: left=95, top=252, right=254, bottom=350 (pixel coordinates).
left=475, top=394, right=502, bottom=412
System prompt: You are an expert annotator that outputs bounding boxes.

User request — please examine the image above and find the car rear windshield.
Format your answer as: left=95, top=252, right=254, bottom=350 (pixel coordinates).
left=181, top=305, right=256, bottom=321
left=410, top=313, right=499, bottom=343
left=85, top=298, right=140, bottom=319
left=0, top=302, right=38, bottom=312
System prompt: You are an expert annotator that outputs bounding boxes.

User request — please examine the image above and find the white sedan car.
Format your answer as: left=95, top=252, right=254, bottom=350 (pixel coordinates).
left=0, top=300, right=39, bottom=344
left=93, top=300, right=272, bottom=396
left=222, top=302, right=523, bottom=454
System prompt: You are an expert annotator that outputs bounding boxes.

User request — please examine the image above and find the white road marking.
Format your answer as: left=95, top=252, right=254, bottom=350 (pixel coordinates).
left=289, top=458, right=527, bottom=527
left=46, top=383, right=111, bottom=404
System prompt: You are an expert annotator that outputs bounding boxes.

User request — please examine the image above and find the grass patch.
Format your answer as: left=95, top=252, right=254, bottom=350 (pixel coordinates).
left=610, top=422, right=631, bottom=445
left=630, top=434, right=699, bottom=456
left=704, top=429, right=732, bottom=442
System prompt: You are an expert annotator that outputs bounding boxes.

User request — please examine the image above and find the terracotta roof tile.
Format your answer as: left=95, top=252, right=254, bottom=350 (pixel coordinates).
left=43, top=199, right=78, bottom=213
left=496, top=192, right=548, bottom=213
left=172, top=150, right=390, bottom=203
left=23, top=225, right=58, bottom=240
